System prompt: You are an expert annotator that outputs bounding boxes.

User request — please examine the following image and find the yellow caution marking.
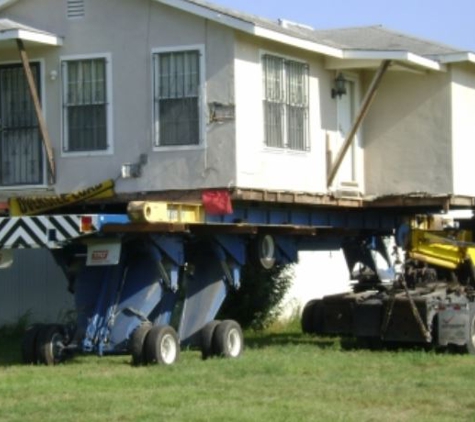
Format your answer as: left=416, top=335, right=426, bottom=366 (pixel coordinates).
left=8, top=179, right=115, bottom=216
left=127, top=201, right=205, bottom=224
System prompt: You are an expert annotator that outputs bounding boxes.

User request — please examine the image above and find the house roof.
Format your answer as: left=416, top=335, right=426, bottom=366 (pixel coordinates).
left=0, top=0, right=17, bottom=10
left=301, top=26, right=461, bottom=57
left=0, top=18, right=62, bottom=45
left=0, top=0, right=472, bottom=67
left=156, top=0, right=475, bottom=70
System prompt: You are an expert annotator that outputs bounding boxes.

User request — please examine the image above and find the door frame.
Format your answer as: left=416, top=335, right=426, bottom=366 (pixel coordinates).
left=335, top=71, right=363, bottom=190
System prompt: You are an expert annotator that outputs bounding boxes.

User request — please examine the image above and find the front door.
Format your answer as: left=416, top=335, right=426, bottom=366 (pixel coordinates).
left=335, top=76, right=361, bottom=189
left=0, top=63, right=44, bottom=187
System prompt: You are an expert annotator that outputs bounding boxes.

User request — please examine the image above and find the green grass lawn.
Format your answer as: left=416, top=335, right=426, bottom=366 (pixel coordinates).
left=0, top=323, right=474, bottom=422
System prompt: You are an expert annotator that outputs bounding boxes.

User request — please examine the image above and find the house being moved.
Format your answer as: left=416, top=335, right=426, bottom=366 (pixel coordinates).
left=0, top=0, right=474, bottom=200
left=1, top=0, right=475, bottom=323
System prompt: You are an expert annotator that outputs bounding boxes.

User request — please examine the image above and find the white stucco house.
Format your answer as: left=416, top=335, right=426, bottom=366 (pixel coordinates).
left=1, top=0, right=475, bottom=323
left=0, top=0, right=473, bottom=200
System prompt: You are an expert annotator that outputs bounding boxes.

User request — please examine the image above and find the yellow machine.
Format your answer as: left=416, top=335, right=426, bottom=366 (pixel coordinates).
left=302, top=214, right=475, bottom=354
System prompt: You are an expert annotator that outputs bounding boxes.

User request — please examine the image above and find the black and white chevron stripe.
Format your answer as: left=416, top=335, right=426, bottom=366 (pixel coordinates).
left=0, top=215, right=83, bottom=248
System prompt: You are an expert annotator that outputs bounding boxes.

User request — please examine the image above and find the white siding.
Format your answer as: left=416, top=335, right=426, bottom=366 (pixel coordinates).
left=234, top=33, right=334, bottom=194
left=0, top=249, right=73, bottom=325
left=451, top=63, right=475, bottom=196
left=280, top=250, right=351, bottom=320
left=363, top=70, right=453, bottom=196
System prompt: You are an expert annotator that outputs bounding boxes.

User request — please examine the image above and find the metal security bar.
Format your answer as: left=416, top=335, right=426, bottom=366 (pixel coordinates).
left=262, top=54, right=309, bottom=151
left=0, top=64, right=43, bottom=186
left=153, top=50, right=200, bottom=146
left=62, top=58, right=107, bottom=152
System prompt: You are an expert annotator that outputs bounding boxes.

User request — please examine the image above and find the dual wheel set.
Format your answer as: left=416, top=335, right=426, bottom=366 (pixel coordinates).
left=130, top=319, right=244, bottom=366
left=21, top=319, right=244, bottom=366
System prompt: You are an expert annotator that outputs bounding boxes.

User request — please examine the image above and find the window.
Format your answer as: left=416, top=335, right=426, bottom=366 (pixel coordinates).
left=153, top=49, right=201, bottom=147
left=262, top=54, right=309, bottom=151
left=62, top=57, right=110, bottom=153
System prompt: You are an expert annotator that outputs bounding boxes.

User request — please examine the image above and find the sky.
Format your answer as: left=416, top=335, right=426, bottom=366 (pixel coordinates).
left=212, top=0, right=475, bottom=52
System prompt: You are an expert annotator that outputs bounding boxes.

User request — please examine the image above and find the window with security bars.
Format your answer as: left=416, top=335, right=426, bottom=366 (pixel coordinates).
left=62, top=57, right=108, bottom=152
left=263, top=54, right=309, bottom=151
left=153, top=50, right=201, bottom=147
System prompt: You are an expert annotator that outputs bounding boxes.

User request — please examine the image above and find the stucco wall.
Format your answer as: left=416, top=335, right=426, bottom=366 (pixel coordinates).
left=234, top=33, right=338, bottom=194
left=451, top=63, right=475, bottom=196
left=363, top=69, right=453, bottom=196
left=0, top=0, right=237, bottom=195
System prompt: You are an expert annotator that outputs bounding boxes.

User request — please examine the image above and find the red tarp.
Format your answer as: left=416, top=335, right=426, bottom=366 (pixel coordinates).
left=201, top=190, right=233, bottom=215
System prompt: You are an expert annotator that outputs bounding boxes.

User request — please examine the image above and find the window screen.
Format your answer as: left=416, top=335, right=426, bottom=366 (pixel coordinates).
left=263, top=54, right=309, bottom=151
left=62, top=58, right=108, bottom=152
left=153, top=50, right=200, bottom=146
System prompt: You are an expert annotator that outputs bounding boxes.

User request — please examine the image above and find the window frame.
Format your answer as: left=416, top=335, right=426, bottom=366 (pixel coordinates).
left=261, top=51, right=310, bottom=152
left=60, top=53, right=113, bottom=157
left=152, top=45, right=206, bottom=151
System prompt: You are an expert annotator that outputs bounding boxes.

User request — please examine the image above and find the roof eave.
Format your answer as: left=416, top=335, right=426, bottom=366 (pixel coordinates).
left=253, top=26, right=342, bottom=58
left=0, top=29, right=63, bottom=46
left=154, top=0, right=343, bottom=58
left=437, top=52, right=475, bottom=64
left=343, top=50, right=444, bottom=71
left=0, top=0, right=18, bottom=11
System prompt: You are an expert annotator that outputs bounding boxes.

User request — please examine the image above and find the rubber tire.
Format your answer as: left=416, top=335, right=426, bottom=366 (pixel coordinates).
left=312, top=300, right=325, bottom=334
left=463, top=306, right=475, bottom=355
left=301, top=300, right=318, bottom=334
left=251, top=234, right=277, bottom=269
left=213, top=320, right=244, bottom=358
left=200, top=320, right=221, bottom=360
left=21, top=324, right=44, bottom=364
left=301, top=300, right=324, bottom=335
left=37, top=324, right=67, bottom=366
left=130, top=322, right=152, bottom=366
left=144, top=325, right=180, bottom=365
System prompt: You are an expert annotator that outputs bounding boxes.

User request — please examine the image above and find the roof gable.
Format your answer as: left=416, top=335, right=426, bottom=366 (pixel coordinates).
left=0, top=0, right=19, bottom=11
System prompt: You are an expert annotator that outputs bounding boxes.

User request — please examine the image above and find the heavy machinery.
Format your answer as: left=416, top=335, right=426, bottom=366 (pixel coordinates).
left=301, top=215, right=475, bottom=353
left=2, top=182, right=475, bottom=365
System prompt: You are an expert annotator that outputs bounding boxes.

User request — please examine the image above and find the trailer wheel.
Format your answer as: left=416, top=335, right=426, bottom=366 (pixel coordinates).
left=37, top=324, right=68, bottom=366
left=301, top=300, right=317, bottom=334
left=130, top=322, right=152, bottom=366
left=256, top=234, right=276, bottom=269
left=200, top=320, right=221, bottom=360
left=144, top=325, right=180, bottom=365
left=464, top=307, right=475, bottom=355
left=301, top=300, right=324, bottom=335
left=213, top=320, right=243, bottom=358
left=21, top=324, right=44, bottom=364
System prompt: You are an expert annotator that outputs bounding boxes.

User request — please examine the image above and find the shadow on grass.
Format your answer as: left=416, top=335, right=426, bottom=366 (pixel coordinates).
left=245, top=331, right=339, bottom=350
left=0, top=332, right=23, bottom=366
left=1, top=328, right=453, bottom=367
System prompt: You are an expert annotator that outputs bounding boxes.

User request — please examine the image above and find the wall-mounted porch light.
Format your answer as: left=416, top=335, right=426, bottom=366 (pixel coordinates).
left=331, top=73, right=347, bottom=99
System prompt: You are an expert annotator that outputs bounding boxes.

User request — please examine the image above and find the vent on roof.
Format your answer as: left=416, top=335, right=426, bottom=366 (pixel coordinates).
left=67, top=0, right=85, bottom=19
left=278, top=19, right=313, bottom=31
